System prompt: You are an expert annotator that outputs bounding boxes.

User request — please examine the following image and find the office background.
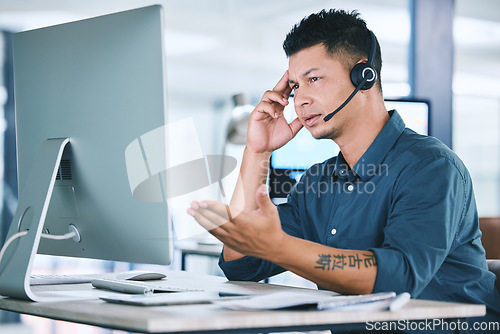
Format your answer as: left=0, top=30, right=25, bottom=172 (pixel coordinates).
left=0, top=0, right=498, bottom=333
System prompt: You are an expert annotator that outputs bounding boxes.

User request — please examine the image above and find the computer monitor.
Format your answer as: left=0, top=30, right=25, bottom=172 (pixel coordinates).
left=0, top=5, right=171, bottom=301
left=384, top=99, right=430, bottom=136
left=269, top=99, right=430, bottom=202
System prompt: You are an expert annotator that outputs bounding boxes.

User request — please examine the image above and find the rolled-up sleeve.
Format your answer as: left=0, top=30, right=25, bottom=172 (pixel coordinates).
left=218, top=252, right=284, bottom=281
left=371, top=155, right=468, bottom=297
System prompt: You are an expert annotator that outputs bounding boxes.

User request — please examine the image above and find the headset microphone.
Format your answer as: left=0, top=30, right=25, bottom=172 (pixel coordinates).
left=323, top=30, right=378, bottom=122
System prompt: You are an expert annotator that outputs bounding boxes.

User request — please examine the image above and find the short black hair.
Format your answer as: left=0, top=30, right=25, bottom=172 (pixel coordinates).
left=283, top=9, right=382, bottom=91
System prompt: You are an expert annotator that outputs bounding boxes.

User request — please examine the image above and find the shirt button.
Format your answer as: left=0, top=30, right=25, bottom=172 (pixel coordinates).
left=347, top=184, right=354, bottom=191
left=331, top=228, right=337, bottom=235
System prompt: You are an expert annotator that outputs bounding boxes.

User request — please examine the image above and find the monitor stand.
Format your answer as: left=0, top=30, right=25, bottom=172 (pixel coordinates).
left=0, top=138, right=73, bottom=301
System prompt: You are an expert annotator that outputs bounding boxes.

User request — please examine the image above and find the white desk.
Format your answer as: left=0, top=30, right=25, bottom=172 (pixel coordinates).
left=0, top=270, right=486, bottom=333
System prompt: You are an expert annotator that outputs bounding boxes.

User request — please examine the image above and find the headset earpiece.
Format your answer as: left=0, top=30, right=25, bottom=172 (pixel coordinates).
left=350, top=62, right=377, bottom=90
left=323, top=30, right=379, bottom=122
left=349, top=30, right=378, bottom=90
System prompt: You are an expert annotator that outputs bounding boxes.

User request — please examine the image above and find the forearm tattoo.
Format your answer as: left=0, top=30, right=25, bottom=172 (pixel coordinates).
left=315, top=253, right=377, bottom=271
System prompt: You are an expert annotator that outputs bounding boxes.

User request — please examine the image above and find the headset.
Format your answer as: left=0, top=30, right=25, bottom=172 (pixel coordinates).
left=323, top=30, right=378, bottom=122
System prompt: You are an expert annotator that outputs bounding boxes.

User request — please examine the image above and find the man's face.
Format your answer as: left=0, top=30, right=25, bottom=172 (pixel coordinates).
left=288, top=44, right=354, bottom=140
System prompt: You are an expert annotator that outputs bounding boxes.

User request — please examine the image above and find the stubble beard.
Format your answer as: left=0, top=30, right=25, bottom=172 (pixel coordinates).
left=309, top=122, right=339, bottom=141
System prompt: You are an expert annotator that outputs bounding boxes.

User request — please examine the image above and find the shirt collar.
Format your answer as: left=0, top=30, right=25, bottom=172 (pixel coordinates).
left=333, top=151, right=352, bottom=181
left=331, top=110, right=405, bottom=182
left=352, top=110, right=405, bottom=181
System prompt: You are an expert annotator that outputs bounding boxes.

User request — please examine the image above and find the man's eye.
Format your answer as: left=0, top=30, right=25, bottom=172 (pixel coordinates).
left=310, top=77, right=319, bottom=82
left=291, top=84, right=299, bottom=90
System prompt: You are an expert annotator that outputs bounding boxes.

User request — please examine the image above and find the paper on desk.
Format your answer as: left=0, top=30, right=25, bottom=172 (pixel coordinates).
left=212, top=291, right=396, bottom=311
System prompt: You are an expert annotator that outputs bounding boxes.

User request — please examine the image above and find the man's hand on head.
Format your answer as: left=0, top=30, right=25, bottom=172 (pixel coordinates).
left=246, top=71, right=303, bottom=153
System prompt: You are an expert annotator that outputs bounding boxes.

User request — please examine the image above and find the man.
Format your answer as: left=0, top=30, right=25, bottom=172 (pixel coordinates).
left=188, top=9, right=500, bottom=320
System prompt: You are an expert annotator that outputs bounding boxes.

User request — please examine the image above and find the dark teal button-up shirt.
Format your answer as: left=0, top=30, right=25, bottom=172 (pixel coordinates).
left=219, top=110, right=500, bottom=319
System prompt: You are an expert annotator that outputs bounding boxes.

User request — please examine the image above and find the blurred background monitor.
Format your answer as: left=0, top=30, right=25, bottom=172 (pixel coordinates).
left=269, top=99, right=430, bottom=203
left=2, top=5, right=171, bottom=271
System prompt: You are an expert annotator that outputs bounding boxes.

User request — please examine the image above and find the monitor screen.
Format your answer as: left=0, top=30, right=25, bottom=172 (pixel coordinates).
left=0, top=6, right=171, bottom=300
left=384, top=99, right=430, bottom=136
left=269, top=99, right=430, bottom=201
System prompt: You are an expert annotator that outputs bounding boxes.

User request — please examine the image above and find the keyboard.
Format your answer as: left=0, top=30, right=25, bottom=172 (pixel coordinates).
left=30, top=274, right=93, bottom=285
left=91, top=278, right=203, bottom=295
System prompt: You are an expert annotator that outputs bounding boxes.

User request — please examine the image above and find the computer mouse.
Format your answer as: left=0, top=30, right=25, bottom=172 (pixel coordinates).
left=116, top=270, right=166, bottom=281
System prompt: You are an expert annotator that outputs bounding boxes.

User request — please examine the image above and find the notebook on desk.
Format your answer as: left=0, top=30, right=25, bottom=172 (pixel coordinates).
left=100, top=291, right=247, bottom=306
left=99, top=286, right=397, bottom=311
left=212, top=291, right=397, bottom=311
